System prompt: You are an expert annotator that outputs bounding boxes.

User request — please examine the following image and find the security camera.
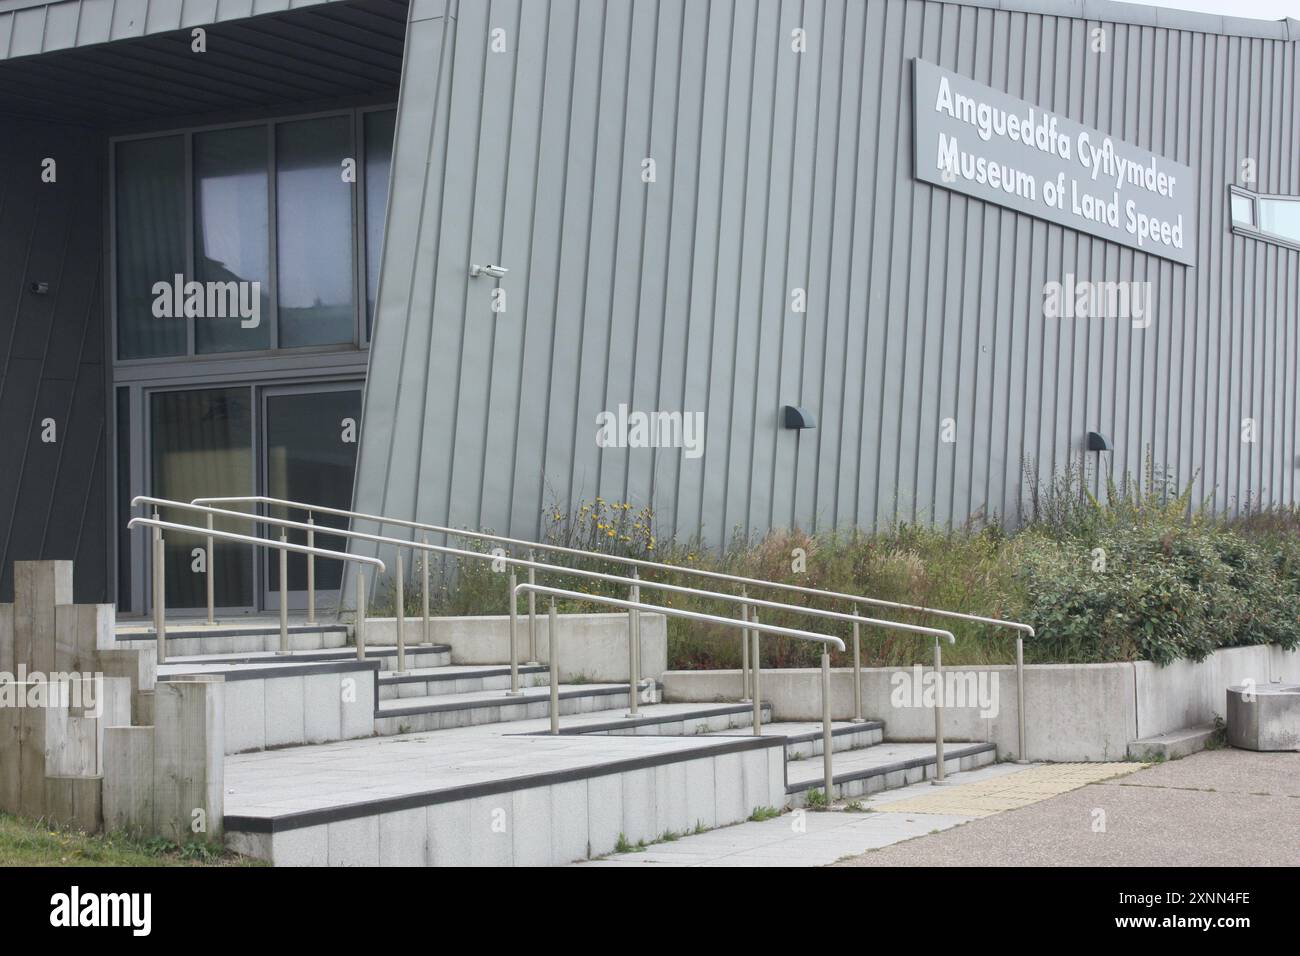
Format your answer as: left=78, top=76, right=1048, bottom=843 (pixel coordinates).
left=470, top=263, right=509, bottom=279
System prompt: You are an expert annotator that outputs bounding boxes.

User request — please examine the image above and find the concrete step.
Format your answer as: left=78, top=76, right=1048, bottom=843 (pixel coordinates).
left=163, top=644, right=451, bottom=672
left=373, top=682, right=662, bottom=735
left=707, top=720, right=884, bottom=759
left=379, top=664, right=550, bottom=700
left=115, top=621, right=350, bottom=657
left=784, top=740, right=998, bottom=807
left=536, top=701, right=773, bottom=737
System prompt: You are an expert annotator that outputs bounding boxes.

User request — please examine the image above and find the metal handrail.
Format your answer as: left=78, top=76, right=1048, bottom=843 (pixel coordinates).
left=126, top=514, right=385, bottom=663
left=156, top=496, right=946, bottom=697
left=517, top=583, right=844, bottom=799
left=191, top=493, right=1034, bottom=761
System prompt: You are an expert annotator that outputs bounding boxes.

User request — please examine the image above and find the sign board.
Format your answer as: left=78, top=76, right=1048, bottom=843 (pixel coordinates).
left=913, top=59, right=1196, bottom=266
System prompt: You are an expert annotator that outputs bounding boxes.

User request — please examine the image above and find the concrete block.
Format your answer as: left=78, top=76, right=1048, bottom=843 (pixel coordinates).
left=619, top=768, right=656, bottom=846
left=327, top=816, right=380, bottom=866
left=468, top=795, right=513, bottom=866
left=303, top=673, right=342, bottom=744
left=225, top=830, right=271, bottom=862
left=13, top=561, right=72, bottom=674
left=274, top=825, right=328, bottom=866
left=103, top=726, right=154, bottom=833
left=378, top=808, right=427, bottom=866
left=586, top=774, right=623, bottom=857
left=741, top=747, right=771, bottom=810
left=1227, top=683, right=1300, bottom=751
left=223, top=679, right=266, bottom=754
left=1127, top=723, right=1218, bottom=760
left=42, top=775, right=102, bottom=831
left=263, top=676, right=305, bottom=748
left=511, top=786, right=553, bottom=866
left=427, top=800, right=471, bottom=866
left=654, top=761, right=689, bottom=837
left=549, top=780, right=589, bottom=863
left=713, top=752, right=745, bottom=825
left=341, top=673, right=375, bottom=739
left=152, top=676, right=224, bottom=843
left=684, top=757, right=716, bottom=831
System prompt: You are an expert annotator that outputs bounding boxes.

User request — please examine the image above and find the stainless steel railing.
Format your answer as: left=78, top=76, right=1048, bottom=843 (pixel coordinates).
left=517, top=583, right=845, bottom=799
left=126, top=512, right=385, bottom=664
left=136, top=495, right=959, bottom=797
left=192, top=493, right=1035, bottom=760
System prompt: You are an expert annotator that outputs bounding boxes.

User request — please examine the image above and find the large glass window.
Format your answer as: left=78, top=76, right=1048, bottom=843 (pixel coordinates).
left=113, top=107, right=396, bottom=361
left=150, top=388, right=254, bottom=609
left=194, top=125, right=272, bottom=353
left=276, top=116, right=356, bottom=348
left=115, top=136, right=186, bottom=359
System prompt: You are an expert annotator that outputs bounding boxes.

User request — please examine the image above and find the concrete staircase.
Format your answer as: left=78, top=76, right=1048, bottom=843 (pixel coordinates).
left=128, top=617, right=996, bottom=865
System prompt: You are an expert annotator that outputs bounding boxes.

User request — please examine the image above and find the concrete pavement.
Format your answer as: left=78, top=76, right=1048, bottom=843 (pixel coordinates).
left=837, top=749, right=1300, bottom=867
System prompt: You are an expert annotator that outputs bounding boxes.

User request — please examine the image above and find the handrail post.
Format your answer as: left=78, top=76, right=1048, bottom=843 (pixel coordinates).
left=626, top=569, right=640, bottom=716
left=1016, top=635, right=1027, bottom=763
left=152, top=522, right=167, bottom=664
left=306, top=514, right=316, bottom=625
left=422, top=532, right=431, bottom=645
left=508, top=569, right=520, bottom=695
left=740, top=586, right=750, bottom=701
left=932, top=636, right=945, bottom=784
left=395, top=550, right=406, bottom=673
left=356, top=569, right=367, bottom=660
left=278, top=532, right=289, bottom=656
left=751, top=611, right=762, bottom=736
left=205, top=513, right=215, bottom=625
left=548, top=598, right=559, bottom=735
left=852, top=602, right=863, bottom=722
left=822, top=650, right=833, bottom=803
left=527, top=550, right=538, bottom=664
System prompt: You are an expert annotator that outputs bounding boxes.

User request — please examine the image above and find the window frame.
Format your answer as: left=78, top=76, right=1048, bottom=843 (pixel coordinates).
left=108, top=103, right=396, bottom=368
left=1228, top=184, right=1300, bottom=253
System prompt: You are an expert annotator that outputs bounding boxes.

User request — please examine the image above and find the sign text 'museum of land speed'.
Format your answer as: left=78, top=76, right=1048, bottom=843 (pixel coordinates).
left=912, top=59, right=1197, bottom=266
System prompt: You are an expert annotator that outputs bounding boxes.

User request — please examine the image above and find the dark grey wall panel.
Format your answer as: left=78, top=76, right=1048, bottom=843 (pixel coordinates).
left=0, top=121, right=107, bottom=601
left=355, top=0, right=1300, bottom=558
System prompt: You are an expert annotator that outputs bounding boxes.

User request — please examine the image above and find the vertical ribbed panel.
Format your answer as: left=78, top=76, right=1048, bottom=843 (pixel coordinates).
left=354, top=0, right=1300, bottom=551
left=0, top=121, right=107, bottom=602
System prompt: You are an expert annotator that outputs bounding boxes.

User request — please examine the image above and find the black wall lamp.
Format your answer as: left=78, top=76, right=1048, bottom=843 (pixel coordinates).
left=1086, top=431, right=1112, bottom=452
left=783, top=405, right=817, bottom=430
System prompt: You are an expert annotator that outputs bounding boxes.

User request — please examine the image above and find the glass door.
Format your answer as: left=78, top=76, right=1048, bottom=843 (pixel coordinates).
left=261, top=384, right=363, bottom=610
left=149, top=387, right=256, bottom=612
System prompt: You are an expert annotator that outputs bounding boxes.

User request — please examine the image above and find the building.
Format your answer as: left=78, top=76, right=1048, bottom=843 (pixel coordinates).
left=0, top=0, right=1297, bottom=613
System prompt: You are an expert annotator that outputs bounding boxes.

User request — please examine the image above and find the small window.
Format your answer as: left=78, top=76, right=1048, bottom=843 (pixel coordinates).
left=1258, top=197, right=1300, bottom=245
left=1230, top=192, right=1254, bottom=227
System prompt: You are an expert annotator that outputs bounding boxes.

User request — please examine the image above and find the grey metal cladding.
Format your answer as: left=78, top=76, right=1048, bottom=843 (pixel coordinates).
left=0, top=121, right=107, bottom=602
left=0, top=0, right=344, bottom=61
left=353, top=0, right=1300, bottom=556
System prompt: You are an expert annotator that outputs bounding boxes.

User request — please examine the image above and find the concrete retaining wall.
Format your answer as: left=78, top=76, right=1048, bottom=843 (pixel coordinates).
left=662, top=644, right=1300, bottom=761
left=362, top=612, right=668, bottom=684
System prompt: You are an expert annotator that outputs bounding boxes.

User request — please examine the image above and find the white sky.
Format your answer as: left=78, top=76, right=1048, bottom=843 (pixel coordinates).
left=1113, top=0, right=1300, bottom=19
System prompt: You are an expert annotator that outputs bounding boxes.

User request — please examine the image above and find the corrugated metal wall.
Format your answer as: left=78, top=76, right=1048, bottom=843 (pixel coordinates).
left=0, top=121, right=107, bottom=601
left=354, top=0, right=1300, bottom=552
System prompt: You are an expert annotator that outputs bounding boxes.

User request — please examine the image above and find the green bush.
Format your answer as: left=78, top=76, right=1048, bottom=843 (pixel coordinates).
left=368, top=457, right=1300, bottom=669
